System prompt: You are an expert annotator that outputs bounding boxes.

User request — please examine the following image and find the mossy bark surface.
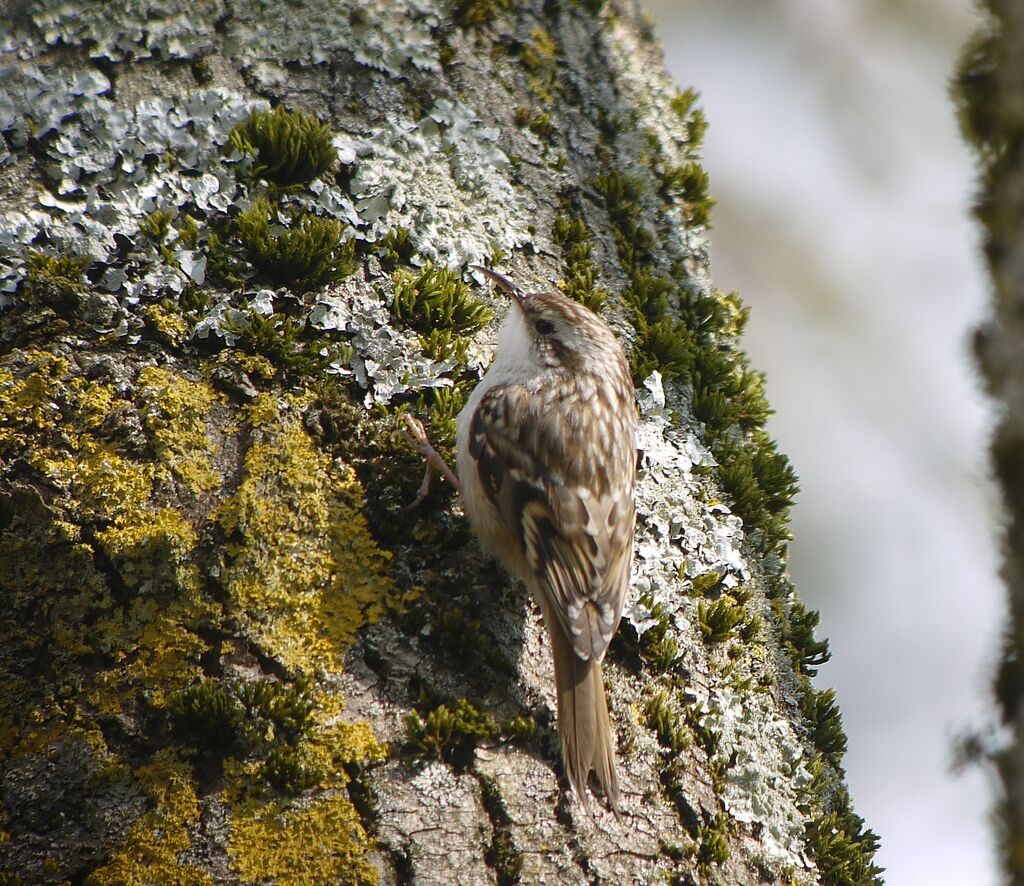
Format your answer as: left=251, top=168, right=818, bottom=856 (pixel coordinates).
left=0, top=2, right=879, bottom=883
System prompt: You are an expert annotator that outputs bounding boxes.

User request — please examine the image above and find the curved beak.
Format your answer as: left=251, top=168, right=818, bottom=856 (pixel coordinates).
left=470, top=265, right=526, bottom=307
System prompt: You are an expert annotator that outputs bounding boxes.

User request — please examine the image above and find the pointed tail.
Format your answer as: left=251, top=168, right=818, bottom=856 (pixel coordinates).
left=549, top=619, right=620, bottom=811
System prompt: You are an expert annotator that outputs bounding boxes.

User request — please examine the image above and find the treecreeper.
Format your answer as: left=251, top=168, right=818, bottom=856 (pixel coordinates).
left=404, top=266, right=637, bottom=810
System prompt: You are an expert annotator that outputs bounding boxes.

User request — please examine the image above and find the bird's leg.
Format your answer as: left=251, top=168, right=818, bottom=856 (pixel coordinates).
left=398, top=414, right=461, bottom=508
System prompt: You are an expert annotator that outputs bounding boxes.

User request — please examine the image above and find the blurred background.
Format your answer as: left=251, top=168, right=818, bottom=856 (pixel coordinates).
left=641, top=1, right=1002, bottom=883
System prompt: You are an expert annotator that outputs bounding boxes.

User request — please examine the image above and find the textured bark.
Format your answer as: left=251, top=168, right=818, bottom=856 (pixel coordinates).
left=0, top=2, right=878, bottom=884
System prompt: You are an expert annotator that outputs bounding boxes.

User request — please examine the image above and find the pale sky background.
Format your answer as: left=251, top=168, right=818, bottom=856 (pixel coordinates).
left=642, top=1, right=1003, bottom=883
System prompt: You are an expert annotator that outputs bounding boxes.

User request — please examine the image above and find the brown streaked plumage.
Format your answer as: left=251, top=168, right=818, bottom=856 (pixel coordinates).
left=455, top=266, right=637, bottom=810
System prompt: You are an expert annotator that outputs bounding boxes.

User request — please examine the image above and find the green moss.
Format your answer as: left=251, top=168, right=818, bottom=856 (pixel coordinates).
left=662, top=162, right=714, bottom=227
left=378, top=226, right=414, bottom=266
left=504, top=714, right=536, bottom=743
left=644, top=690, right=691, bottom=753
left=689, top=570, right=722, bottom=596
left=19, top=251, right=90, bottom=311
left=669, top=87, right=709, bottom=152
left=222, top=305, right=347, bottom=377
left=413, top=385, right=467, bottom=450
left=478, top=773, right=523, bottom=886
left=696, top=813, right=731, bottom=871
left=235, top=197, right=357, bottom=289
left=802, top=688, right=847, bottom=765
left=520, top=27, right=560, bottom=104
left=514, top=105, right=553, bottom=140
left=230, top=105, right=337, bottom=187
left=262, top=745, right=323, bottom=794
left=552, top=211, right=610, bottom=312
left=452, top=0, right=513, bottom=27
left=781, top=598, right=832, bottom=677
left=805, top=797, right=884, bottom=886
left=168, top=681, right=244, bottom=755
left=392, top=262, right=493, bottom=335
left=235, top=675, right=317, bottom=741
left=697, top=597, right=746, bottom=645
left=418, top=327, right=471, bottom=364
left=405, top=698, right=498, bottom=769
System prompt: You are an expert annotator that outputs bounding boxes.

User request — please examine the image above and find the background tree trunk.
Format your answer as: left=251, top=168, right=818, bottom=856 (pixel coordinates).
left=956, top=3, right=1024, bottom=882
left=0, top=1, right=880, bottom=883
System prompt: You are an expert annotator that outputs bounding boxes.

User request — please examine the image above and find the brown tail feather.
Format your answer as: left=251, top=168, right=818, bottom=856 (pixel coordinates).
left=549, top=618, right=620, bottom=811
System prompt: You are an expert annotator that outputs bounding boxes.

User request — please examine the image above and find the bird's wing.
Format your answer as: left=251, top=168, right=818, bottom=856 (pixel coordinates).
left=469, top=383, right=635, bottom=662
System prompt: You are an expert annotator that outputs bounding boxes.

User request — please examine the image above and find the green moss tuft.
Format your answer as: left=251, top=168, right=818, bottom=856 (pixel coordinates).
left=168, top=681, right=244, bottom=755
left=802, top=688, right=848, bottom=764
left=552, top=211, right=610, bottom=312
left=235, top=197, right=357, bottom=289
left=805, top=798, right=884, bottom=886
left=452, top=0, right=513, bottom=27
left=663, top=162, right=714, bottom=227
left=230, top=105, right=337, bottom=187
left=262, top=745, right=323, bottom=794
left=405, top=698, right=498, bottom=769
left=697, top=597, right=746, bottom=645
left=644, top=690, right=691, bottom=753
left=20, top=250, right=90, bottom=308
left=392, top=262, right=493, bottom=335
left=378, top=226, right=414, bottom=266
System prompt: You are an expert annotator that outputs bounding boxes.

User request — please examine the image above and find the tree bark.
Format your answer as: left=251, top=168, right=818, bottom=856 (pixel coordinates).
left=956, top=3, right=1024, bottom=882
left=0, top=2, right=880, bottom=883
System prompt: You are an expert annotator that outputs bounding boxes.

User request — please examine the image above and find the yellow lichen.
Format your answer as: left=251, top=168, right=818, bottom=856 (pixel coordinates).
left=86, top=749, right=212, bottom=886
left=214, top=393, right=392, bottom=674
left=0, top=351, right=69, bottom=454
left=1, top=346, right=388, bottom=879
left=143, top=304, right=189, bottom=347
left=137, top=365, right=224, bottom=493
left=228, top=791, right=378, bottom=885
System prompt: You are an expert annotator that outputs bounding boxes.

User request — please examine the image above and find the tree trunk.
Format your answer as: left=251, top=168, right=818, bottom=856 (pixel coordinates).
left=956, top=3, right=1024, bottom=882
left=0, top=2, right=880, bottom=883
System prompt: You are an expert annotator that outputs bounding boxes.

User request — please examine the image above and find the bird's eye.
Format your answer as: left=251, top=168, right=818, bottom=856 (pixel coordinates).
left=534, top=318, right=555, bottom=336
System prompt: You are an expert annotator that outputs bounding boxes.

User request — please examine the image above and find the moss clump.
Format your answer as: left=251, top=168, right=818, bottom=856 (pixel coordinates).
left=801, top=688, right=848, bottom=765
left=378, top=226, right=414, bottom=266
left=230, top=105, right=337, bottom=187
left=697, top=597, right=746, bottom=645
left=781, top=598, right=832, bottom=677
left=167, top=681, right=244, bottom=755
left=513, top=105, right=553, bottom=140
left=669, top=87, right=709, bottom=152
left=392, top=262, right=493, bottom=335
left=479, top=773, right=524, bottom=886
left=405, top=698, right=498, bottom=769
left=552, top=211, right=610, bottom=313
left=696, top=813, right=731, bottom=872
left=234, top=197, right=357, bottom=289
left=804, top=795, right=884, bottom=886
left=20, top=250, right=90, bottom=309
left=452, top=0, right=513, bottom=27
left=644, top=690, right=691, bottom=753
left=662, top=161, right=714, bottom=228
left=521, top=27, right=560, bottom=103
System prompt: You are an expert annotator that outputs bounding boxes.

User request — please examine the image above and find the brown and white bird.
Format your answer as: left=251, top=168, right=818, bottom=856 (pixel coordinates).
left=404, top=267, right=637, bottom=809
left=462, top=266, right=638, bottom=811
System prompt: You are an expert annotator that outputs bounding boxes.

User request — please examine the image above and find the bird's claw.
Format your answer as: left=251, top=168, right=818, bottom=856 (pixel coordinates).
left=397, top=414, right=460, bottom=508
